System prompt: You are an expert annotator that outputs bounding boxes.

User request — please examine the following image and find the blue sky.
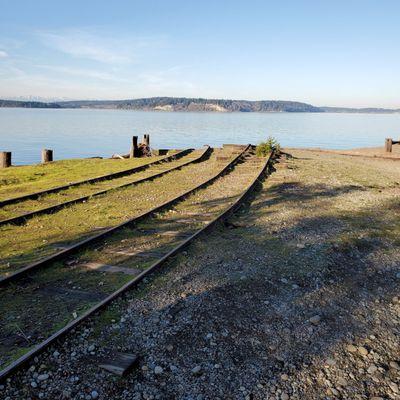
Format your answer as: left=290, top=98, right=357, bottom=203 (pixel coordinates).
left=0, top=0, right=399, bottom=107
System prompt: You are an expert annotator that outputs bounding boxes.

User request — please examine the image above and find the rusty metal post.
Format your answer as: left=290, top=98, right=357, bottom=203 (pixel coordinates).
left=41, top=149, right=53, bottom=163
left=0, top=152, right=11, bottom=168
left=130, top=136, right=139, bottom=158
left=385, top=138, right=393, bottom=152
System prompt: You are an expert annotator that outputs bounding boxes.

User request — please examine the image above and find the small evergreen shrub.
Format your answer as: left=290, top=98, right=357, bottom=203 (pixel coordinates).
left=256, top=136, right=281, bottom=157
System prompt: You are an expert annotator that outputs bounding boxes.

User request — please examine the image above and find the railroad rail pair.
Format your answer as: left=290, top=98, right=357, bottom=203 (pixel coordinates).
left=0, top=145, right=273, bottom=382
left=0, top=147, right=210, bottom=227
left=0, top=148, right=193, bottom=208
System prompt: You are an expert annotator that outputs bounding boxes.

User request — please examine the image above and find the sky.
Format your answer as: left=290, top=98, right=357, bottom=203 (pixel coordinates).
left=0, top=0, right=399, bottom=108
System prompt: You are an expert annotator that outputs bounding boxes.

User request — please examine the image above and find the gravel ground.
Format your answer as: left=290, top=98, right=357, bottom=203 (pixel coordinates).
left=2, top=149, right=400, bottom=399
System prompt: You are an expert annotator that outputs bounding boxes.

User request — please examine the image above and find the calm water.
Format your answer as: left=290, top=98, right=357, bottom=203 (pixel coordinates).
left=0, top=108, right=399, bottom=165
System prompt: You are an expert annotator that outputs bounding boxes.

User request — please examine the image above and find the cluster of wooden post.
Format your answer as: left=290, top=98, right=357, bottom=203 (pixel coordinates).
left=0, top=149, right=53, bottom=168
left=385, top=138, right=400, bottom=153
left=130, top=134, right=150, bottom=158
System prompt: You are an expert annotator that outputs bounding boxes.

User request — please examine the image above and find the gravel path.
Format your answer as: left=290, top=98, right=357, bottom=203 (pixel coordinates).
left=2, top=149, right=399, bottom=400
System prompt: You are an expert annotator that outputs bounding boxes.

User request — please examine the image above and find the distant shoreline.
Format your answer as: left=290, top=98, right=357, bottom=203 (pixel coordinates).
left=1, top=107, right=400, bottom=116
left=1, top=97, right=399, bottom=114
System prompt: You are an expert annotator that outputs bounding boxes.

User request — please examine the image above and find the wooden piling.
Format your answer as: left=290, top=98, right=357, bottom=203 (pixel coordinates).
left=41, top=149, right=53, bottom=163
left=130, top=136, right=139, bottom=158
left=385, top=138, right=393, bottom=152
left=144, top=134, right=150, bottom=147
left=0, top=152, right=11, bottom=168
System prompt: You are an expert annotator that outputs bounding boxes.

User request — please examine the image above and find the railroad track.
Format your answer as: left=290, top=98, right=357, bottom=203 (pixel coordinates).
left=0, top=148, right=192, bottom=208
left=0, top=146, right=273, bottom=382
left=0, top=147, right=210, bottom=227
left=0, top=146, right=239, bottom=277
left=0, top=145, right=245, bottom=285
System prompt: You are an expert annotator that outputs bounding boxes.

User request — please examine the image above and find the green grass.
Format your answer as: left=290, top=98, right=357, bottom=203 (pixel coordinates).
left=0, top=151, right=225, bottom=274
left=0, top=150, right=200, bottom=221
left=0, top=156, right=166, bottom=201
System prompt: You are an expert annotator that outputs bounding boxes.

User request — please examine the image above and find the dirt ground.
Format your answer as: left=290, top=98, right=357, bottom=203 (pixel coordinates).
left=2, top=148, right=400, bottom=400
left=293, top=145, right=400, bottom=159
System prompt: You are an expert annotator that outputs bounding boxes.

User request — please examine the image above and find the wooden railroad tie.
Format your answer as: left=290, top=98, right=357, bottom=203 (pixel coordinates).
left=82, top=262, right=141, bottom=276
left=99, top=352, right=139, bottom=376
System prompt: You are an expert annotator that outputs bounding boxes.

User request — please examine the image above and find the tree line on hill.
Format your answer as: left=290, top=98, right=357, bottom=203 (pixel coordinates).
left=0, top=97, right=399, bottom=113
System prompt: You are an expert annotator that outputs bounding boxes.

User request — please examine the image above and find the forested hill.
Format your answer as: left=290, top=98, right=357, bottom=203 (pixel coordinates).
left=56, top=98, right=322, bottom=112
left=0, top=97, right=399, bottom=113
left=0, top=100, right=61, bottom=108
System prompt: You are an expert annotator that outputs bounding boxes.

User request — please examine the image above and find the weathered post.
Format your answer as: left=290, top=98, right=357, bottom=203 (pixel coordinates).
left=130, top=136, right=139, bottom=158
left=144, top=134, right=150, bottom=147
left=385, top=138, right=393, bottom=152
left=41, top=149, right=53, bottom=163
left=0, top=151, right=11, bottom=168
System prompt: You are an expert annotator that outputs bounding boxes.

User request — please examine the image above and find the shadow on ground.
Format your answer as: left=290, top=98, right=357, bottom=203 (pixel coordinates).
left=103, top=157, right=400, bottom=399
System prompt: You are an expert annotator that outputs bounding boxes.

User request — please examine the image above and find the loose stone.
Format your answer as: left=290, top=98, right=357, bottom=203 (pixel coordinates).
left=192, top=365, right=202, bottom=375
left=389, top=361, right=400, bottom=370
left=281, top=373, right=289, bottom=381
left=325, top=358, right=336, bottom=366
left=337, top=377, right=347, bottom=387
left=367, top=365, right=378, bottom=374
left=309, top=315, right=321, bottom=325
left=346, top=344, right=357, bottom=353
left=154, top=366, right=163, bottom=375
left=388, top=381, right=399, bottom=393
left=358, top=346, right=368, bottom=356
left=37, top=374, right=49, bottom=382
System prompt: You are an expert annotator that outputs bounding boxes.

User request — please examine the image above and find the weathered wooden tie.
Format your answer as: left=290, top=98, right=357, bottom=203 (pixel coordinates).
left=153, top=149, right=168, bottom=156
left=83, top=262, right=141, bottom=276
left=99, top=352, right=139, bottom=376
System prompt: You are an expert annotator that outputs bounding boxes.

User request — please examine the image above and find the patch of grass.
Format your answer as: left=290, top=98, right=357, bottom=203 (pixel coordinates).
left=93, top=308, right=122, bottom=336
left=256, top=136, right=281, bottom=157
left=2, top=346, right=33, bottom=368
left=0, top=152, right=225, bottom=274
left=0, top=156, right=165, bottom=201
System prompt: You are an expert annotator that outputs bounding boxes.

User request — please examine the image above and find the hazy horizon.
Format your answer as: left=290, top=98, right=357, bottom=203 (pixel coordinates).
left=1, top=0, right=399, bottom=108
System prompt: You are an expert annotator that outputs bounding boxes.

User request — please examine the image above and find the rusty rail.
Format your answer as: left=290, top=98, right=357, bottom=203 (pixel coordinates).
left=0, top=147, right=210, bottom=227
left=0, top=145, right=248, bottom=286
left=0, top=148, right=193, bottom=207
left=0, top=147, right=272, bottom=383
